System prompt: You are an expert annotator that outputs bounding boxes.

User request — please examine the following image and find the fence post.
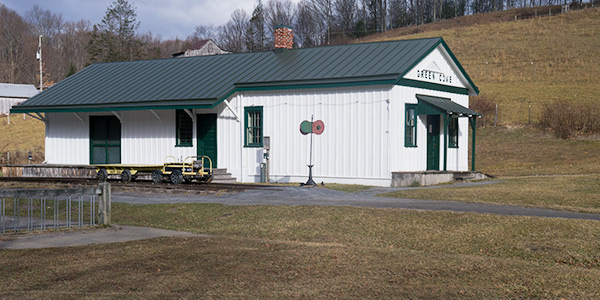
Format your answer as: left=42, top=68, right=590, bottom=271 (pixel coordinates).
left=494, top=104, right=498, bottom=126
left=98, top=183, right=111, bottom=225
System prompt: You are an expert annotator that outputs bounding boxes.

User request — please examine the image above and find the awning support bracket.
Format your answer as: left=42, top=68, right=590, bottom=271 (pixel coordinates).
left=184, top=109, right=196, bottom=122
left=223, top=100, right=239, bottom=122
left=111, top=111, right=122, bottom=123
left=26, top=112, right=48, bottom=124
left=73, top=112, right=84, bottom=124
left=150, top=110, right=161, bottom=122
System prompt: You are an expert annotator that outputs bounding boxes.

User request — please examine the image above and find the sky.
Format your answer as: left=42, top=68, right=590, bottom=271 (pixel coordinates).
left=0, top=0, right=274, bottom=40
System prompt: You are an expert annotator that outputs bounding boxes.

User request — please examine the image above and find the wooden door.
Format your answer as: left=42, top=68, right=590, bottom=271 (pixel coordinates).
left=197, top=114, right=217, bottom=168
left=90, top=116, right=121, bottom=164
left=426, top=115, right=440, bottom=171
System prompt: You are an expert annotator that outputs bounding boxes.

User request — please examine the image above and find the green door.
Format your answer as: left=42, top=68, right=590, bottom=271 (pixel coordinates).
left=426, top=115, right=440, bottom=171
left=197, top=114, right=217, bottom=168
left=90, top=116, right=121, bottom=164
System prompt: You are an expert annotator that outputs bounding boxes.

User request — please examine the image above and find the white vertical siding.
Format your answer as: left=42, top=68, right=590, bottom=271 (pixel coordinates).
left=45, top=112, right=90, bottom=164
left=47, top=110, right=197, bottom=165
left=121, top=110, right=196, bottom=164
left=45, top=84, right=471, bottom=185
left=216, top=86, right=393, bottom=186
left=389, top=85, right=470, bottom=173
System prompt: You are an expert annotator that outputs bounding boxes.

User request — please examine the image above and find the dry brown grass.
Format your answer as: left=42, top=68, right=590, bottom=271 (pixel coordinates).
left=364, top=7, right=600, bottom=124
left=382, top=174, right=600, bottom=214
left=473, top=125, right=600, bottom=176
left=2, top=205, right=600, bottom=299
left=0, top=114, right=45, bottom=164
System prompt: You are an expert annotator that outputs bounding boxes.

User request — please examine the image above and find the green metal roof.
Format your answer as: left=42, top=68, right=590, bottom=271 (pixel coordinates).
left=416, top=94, right=481, bottom=117
left=12, top=37, right=478, bottom=113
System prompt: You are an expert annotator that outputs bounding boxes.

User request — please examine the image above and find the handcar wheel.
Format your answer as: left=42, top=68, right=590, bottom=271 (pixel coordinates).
left=170, top=170, right=184, bottom=185
left=97, top=169, right=108, bottom=182
left=151, top=170, right=163, bottom=184
left=121, top=169, right=132, bottom=183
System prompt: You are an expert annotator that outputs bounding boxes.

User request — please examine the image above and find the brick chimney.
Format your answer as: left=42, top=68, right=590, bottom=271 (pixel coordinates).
left=274, top=25, right=293, bottom=50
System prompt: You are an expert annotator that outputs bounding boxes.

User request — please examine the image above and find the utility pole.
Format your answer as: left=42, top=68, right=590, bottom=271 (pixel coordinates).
left=36, top=35, right=43, bottom=92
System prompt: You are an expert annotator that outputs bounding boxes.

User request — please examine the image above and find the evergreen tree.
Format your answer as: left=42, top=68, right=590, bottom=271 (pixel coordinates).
left=247, top=0, right=266, bottom=52
left=87, top=0, right=142, bottom=63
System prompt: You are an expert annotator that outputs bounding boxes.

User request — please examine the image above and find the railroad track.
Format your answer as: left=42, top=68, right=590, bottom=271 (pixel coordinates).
left=0, top=177, right=270, bottom=192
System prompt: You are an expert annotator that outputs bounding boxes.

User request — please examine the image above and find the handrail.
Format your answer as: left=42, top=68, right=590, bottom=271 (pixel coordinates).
left=163, top=155, right=177, bottom=164
left=182, top=155, right=212, bottom=173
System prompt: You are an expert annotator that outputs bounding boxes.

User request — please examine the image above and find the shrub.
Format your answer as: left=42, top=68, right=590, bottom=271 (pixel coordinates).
left=539, top=100, right=600, bottom=139
left=469, top=95, right=496, bottom=126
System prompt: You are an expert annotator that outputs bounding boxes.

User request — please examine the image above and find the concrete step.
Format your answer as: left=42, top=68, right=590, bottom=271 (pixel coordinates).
left=211, top=178, right=237, bottom=183
left=454, top=171, right=488, bottom=181
left=211, top=168, right=236, bottom=183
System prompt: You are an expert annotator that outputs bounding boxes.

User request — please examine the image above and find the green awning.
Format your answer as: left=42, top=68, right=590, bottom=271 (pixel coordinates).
left=416, top=94, right=481, bottom=117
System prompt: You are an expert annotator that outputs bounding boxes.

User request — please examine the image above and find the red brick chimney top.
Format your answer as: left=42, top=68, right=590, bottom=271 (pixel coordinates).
left=274, top=26, right=293, bottom=50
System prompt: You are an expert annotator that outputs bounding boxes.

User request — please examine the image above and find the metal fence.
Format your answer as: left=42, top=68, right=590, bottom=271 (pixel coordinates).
left=0, top=183, right=111, bottom=235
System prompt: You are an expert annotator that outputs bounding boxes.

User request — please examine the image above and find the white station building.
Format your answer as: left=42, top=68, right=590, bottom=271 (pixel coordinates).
left=12, top=28, right=481, bottom=187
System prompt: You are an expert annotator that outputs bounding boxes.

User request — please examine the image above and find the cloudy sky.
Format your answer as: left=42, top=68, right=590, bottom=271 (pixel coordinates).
left=0, top=0, right=275, bottom=40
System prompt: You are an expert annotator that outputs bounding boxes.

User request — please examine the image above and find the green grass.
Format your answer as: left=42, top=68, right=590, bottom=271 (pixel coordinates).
left=381, top=174, right=600, bottom=214
left=2, top=204, right=600, bottom=298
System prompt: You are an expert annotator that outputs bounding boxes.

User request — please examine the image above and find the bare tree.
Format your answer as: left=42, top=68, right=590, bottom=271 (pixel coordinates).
left=295, top=0, right=322, bottom=47
left=334, top=0, right=357, bottom=35
left=25, top=5, right=64, bottom=41
left=0, top=5, right=31, bottom=83
left=191, top=24, right=219, bottom=41
left=311, top=0, right=333, bottom=44
left=62, top=20, right=91, bottom=71
left=220, top=9, right=249, bottom=53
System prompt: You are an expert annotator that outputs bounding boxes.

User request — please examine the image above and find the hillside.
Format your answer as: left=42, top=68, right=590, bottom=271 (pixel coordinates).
left=362, top=7, right=600, bottom=124
left=0, top=115, right=44, bottom=164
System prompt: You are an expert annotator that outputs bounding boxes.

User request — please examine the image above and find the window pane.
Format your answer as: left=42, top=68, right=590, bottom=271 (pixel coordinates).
left=449, top=118, right=458, bottom=148
left=245, top=107, right=263, bottom=147
left=177, top=110, right=193, bottom=146
left=405, top=105, right=417, bottom=147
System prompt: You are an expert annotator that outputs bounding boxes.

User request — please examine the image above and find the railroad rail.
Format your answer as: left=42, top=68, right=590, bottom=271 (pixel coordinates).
left=0, top=177, right=270, bottom=192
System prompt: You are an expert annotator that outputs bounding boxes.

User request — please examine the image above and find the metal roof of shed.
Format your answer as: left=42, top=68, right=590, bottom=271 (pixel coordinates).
left=0, top=83, right=39, bottom=99
left=12, top=37, right=478, bottom=113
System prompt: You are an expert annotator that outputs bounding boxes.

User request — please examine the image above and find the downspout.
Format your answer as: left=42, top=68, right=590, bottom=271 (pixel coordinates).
left=443, top=114, right=449, bottom=172
left=471, top=117, right=477, bottom=171
left=239, top=94, right=244, bottom=183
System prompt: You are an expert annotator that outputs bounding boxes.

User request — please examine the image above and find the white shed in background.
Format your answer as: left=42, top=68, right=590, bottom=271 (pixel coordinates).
left=0, top=83, right=39, bottom=115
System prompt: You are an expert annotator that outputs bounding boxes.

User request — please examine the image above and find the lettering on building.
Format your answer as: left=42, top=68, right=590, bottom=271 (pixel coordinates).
left=416, top=69, right=452, bottom=84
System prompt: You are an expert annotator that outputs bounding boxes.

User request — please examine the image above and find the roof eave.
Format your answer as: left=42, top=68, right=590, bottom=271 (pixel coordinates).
left=10, top=99, right=217, bottom=113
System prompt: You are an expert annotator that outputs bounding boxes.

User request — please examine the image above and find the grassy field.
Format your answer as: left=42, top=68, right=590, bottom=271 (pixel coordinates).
left=0, top=114, right=45, bottom=164
left=364, top=7, right=600, bottom=124
left=474, top=125, right=600, bottom=176
left=1, top=205, right=600, bottom=299
left=382, top=174, right=600, bottom=213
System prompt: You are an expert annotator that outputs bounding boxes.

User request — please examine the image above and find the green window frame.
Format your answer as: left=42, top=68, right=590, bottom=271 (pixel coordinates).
left=176, top=109, right=193, bottom=147
left=448, top=117, right=459, bottom=148
left=405, top=104, right=417, bottom=147
left=244, top=106, right=263, bottom=147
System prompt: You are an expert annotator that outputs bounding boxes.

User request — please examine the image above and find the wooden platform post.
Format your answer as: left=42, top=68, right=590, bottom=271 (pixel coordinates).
left=98, top=183, right=111, bottom=225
